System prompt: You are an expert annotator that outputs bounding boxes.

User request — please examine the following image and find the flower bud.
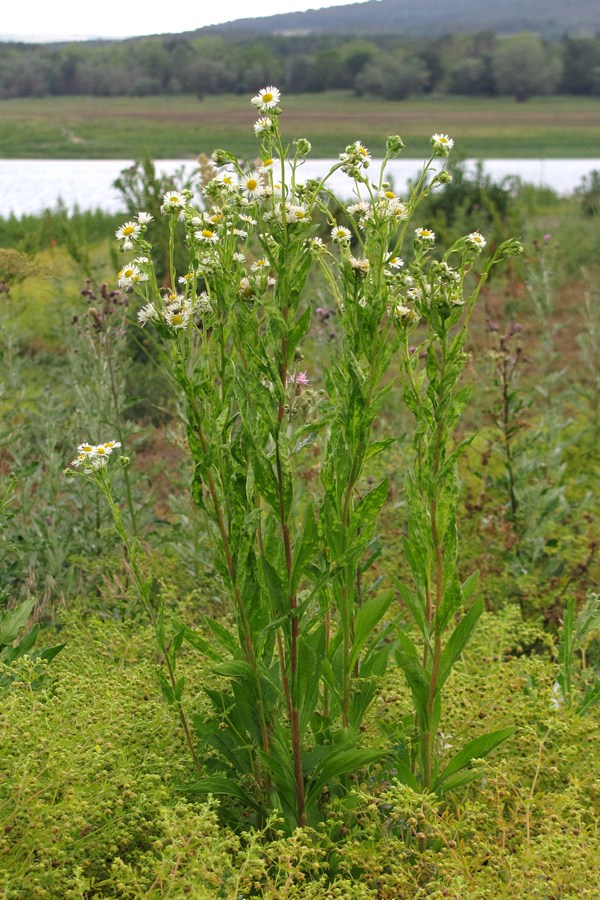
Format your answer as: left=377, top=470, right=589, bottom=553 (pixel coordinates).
left=386, top=134, right=405, bottom=155
left=294, top=138, right=312, bottom=157
left=211, top=149, right=236, bottom=167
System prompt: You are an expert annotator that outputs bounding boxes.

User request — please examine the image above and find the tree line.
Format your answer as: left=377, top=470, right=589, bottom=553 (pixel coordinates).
left=1, top=31, right=599, bottom=102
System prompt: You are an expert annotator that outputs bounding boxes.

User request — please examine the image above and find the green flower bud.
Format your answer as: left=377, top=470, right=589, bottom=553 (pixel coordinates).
left=386, top=134, right=405, bottom=155
left=294, top=138, right=312, bottom=157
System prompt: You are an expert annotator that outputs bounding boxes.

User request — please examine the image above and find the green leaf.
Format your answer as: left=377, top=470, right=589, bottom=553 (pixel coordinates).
left=214, top=660, right=255, bottom=679
left=183, top=776, right=262, bottom=812
left=461, top=571, right=479, bottom=602
left=305, top=747, right=383, bottom=806
left=252, top=456, right=279, bottom=512
left=37, top=642, right=66, bottom=664
left=290, top=504, right=319, bottom=594
left=435, top=726, right=515, bottom=791
left=176, top=623, right=223, bottom=663
left=350, top=479, right=388, bottom=534
left=173, top=676, right=186, bottom=702
left=287, top=305, right=312, bottom=363
left=394, top=577, right=428, bottom=639
left=260, top=555, right=288, bottom=619
left=6, top=624, right=39, bottom=661
left=578, top=679, right=600, bottom=717
left=438, top=597, right=484, bottom=689
left=204, top=618, right=239, bottom=657
left=395, top=628, right=429, bottom=725
left=0, top=598, right=35, bottom=647
left=348, top=591, right=393, bottom=671
left=156, top=669, right=175, bottom=705
left=364, top=438, right=396, bottom=462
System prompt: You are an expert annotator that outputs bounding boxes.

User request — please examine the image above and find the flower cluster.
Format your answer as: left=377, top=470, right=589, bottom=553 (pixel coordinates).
left=71, top=441, right=121, bottom=472
left=339, top=141, right=371, bottom=176
left=431, top=133, right=454, bottom=157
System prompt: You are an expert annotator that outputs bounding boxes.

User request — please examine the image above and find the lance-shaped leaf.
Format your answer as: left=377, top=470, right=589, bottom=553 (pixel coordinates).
left=348, top=591, right=393, bottom=671
left=305, top=746, right=383, bottom=808
left=434, top=726, right=515, bottom=792
left=183, top=776, right=263, bottom=813
left=260, top=555, right=289, bottom=620
left=395, top=628, right=429, bottom=726
left=0, top=597, right=35, bottom=647
left=290, top=504, right=319, bottom=594
left=286, top=305, right=312, bottom=364
left=365, top=437, right=396, bottom=462
left=394, top=577, right=428, bottom=640
left=438, top=596, right=484, bottom=689
left=578, top=680, right=600, bottom=717
left=350, top=478, right=388, bottom=534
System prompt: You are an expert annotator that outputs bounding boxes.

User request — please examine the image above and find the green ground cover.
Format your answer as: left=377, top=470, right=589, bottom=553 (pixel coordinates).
left=0, top=93, right=599, bottom=159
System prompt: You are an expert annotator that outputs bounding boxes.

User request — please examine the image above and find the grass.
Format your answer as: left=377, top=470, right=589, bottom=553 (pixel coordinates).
left=0, top=93, right=599, bottom=159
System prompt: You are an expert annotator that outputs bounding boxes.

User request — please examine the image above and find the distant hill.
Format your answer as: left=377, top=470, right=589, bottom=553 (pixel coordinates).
left=201, top=0, right=600, bottom=38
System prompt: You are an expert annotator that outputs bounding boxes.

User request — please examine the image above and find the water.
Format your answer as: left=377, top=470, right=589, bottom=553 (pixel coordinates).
left=1, top=157, right=598, bottom=217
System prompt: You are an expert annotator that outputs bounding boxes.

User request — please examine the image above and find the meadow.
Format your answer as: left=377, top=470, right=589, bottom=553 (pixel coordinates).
left=1, top=92, right=599, bottom=898
left=1, top=93, right=600, bottom=159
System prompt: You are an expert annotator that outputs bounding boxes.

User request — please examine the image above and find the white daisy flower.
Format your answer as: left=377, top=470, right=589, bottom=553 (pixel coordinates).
left=115, top=221, right=141, bottom=243
left=287, top=204, right=311, bottom=223
left=259, top=157, right=274, bottom=174
left=216, top=171, right=238, bottom=190
left=241, top=172, right=264, bottom=199
left=164, top=304, right=191, bottom=330
left=415, top=227, right=436, bottom=244
left=77, top=442, right=96, bottom=456
left=161, top=191, right=187, bottom=213
left=136, top=211, right=154, bottom=224
left=331, top=225, right=352, bottom=244
left=138, top=302, right=158, bottom=325
left=387, top=255, right=404, bottom=270
left=251, top=86, right=281, bottom=111
left=254, top=117, right=273, bottom=136
left=431, top=133, right=454, bottom=156
left=347, top=201, right=371, bottom=216
left=467, top=231, right=486, bottom=251
left=117, top=263, right=147, bottom=288
left=349, top=256, right=370, bottom=274
left=195, top=228, right=219, bottom=244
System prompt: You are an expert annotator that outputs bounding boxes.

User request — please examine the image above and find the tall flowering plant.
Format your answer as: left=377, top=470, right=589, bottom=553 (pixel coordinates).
left=70, top=90, right=520, bottom=830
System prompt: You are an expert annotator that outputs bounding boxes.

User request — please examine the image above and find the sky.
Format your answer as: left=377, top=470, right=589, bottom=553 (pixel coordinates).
left=1, top=0, right=368, bottom=42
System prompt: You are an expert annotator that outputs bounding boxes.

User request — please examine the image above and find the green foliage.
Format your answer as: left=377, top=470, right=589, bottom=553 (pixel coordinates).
left=555, top=593, right=600, bottom=715
left=491, top=33, right=563, bottom=102
left=577, top=169, right=600, bottom=218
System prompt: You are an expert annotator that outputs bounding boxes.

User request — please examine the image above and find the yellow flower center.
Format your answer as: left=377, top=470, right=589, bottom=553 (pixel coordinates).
left=123, top=225, right=135, bottom=235
left=359, top=147, right=368, bottom=157
left=171, top=314, right=183, bottom=326
left=202, top=230, right=214, bottom=239
left=385, top=191, right=395, bottom=199
left=263, top=158, right=273, bottom=166
left=246, top=179, right=258, bottom=191
left=97, top=447, right=106, bottom=454
left=169, top=196, right=179, bottom=203
left=262, top=92, right=273, bottom=103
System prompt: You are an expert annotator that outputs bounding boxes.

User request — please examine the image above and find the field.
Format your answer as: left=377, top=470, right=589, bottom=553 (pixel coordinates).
left=1, top=93, right=600, bottom=159
left=1, top=108, right=600, bottom=898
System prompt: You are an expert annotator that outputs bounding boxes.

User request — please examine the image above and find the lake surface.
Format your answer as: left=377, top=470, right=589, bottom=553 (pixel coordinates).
left=1, top=158, right=599, bottom=216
